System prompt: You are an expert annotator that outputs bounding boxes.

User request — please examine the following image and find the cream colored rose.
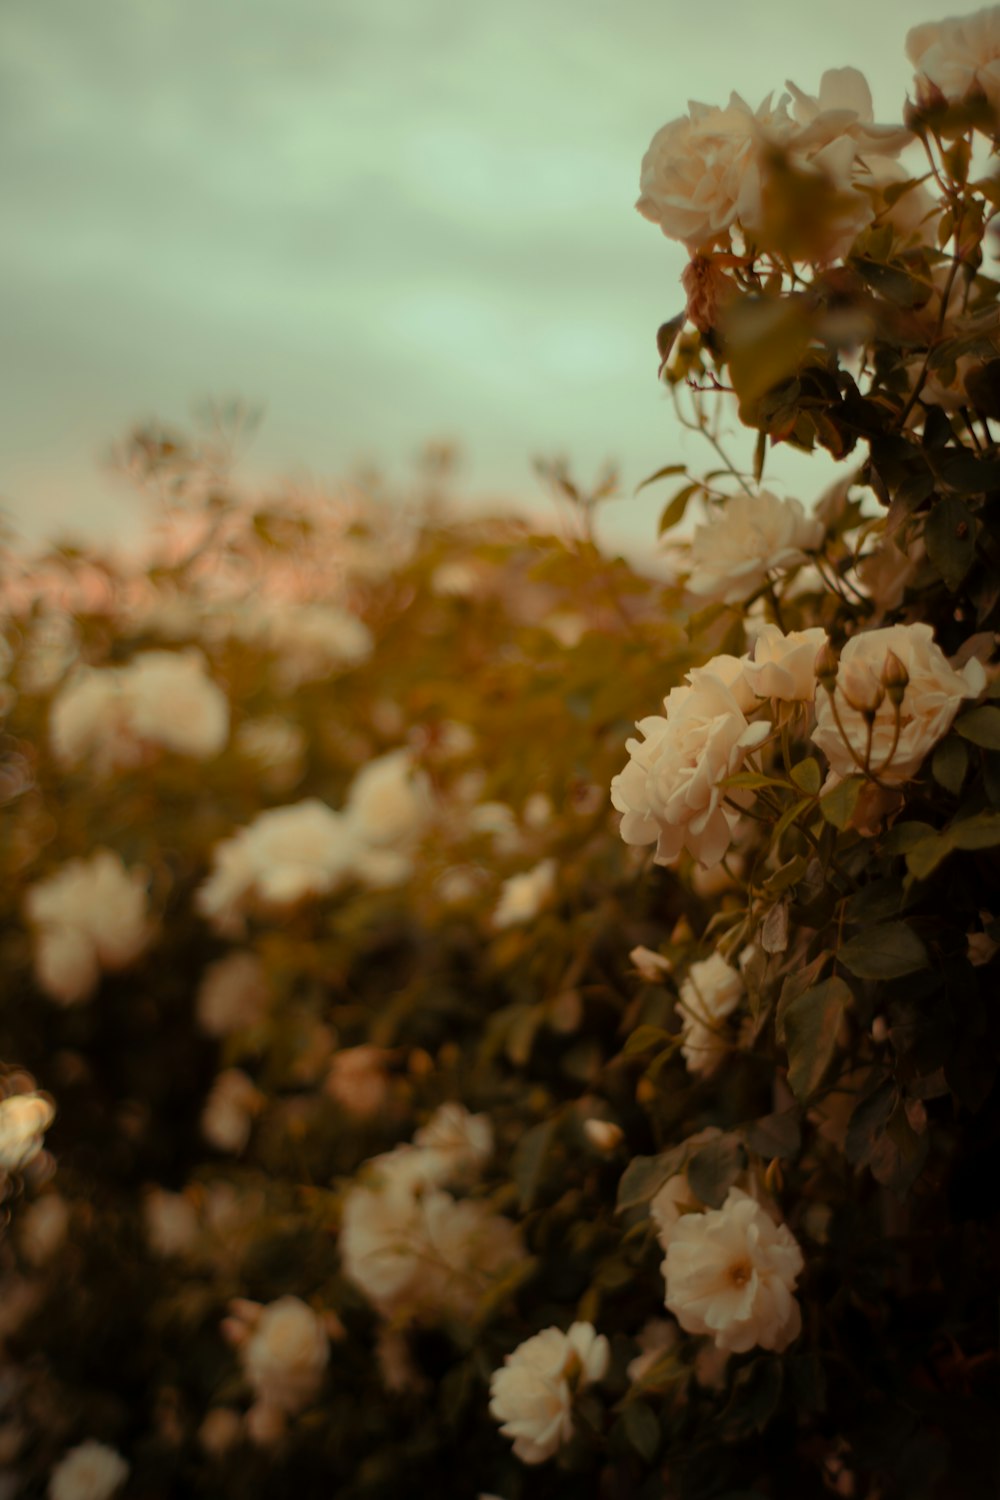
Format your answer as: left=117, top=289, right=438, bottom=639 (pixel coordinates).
left=195, top=952, right=269, bottom=1037
left=678, top=952, right=743, bottom=1076
left=812, top=623, right=985, bottom=784
left=637, top=92, right=790, bottom=252
left=123, top=650, right=229, bottom=759
left=344, top=748, right=431, bottom=848
left=200, top=1069, right=263, bottom=1154
left=18, top=1194, right=69, bottom=1266
left=325, top=1045, right=391, bottom=1120
left=49, top=671, right=133, bottom=773
left=744, top=624, right=829, bottom=703
left=611, top=656, right=770, bottom=869
left=143, top=1187, right=200, bottom=1257
left=412, top=1102, right=493, bottom=1180
left=785, top=68, right=911, bottom=156
left=686, top=492, right=824, bottom=605
left=493, top=858, right=557, bottom=929
left=241, top=1296, right=329, bottom=1415
left=25, top=851, right=152, bottom=1005
left=48, top=1441, right=129, bottom=1500
left=663, top=1188, right=803, bottom=1353
left=0, top=1093, right=55, bottom=1172
left=907, top=7, right=1000, bottom=108
left=489, top=1322, right=609, bottom=1465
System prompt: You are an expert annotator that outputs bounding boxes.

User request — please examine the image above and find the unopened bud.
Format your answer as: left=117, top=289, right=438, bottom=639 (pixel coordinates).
left=880, top=650, right=909, bottom=706
left=583, top=1119, right=624, bottom=1153
left=814, top=640, right=840, bottom=693
left=839, top=660, right=885, bottom=717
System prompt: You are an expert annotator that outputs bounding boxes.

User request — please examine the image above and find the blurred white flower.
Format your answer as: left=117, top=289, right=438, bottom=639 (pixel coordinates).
left=197, top=1408, right=243, bottom=1457
left=17, top=1194, right=69, bottom=1266
left=583, top=1119, right=623, bottom=1153
left=234, top=716, right=306, bottom=793
left=143, top=1187, right=200, bottom=1257
left=626, top=1317, right=679, bottom=1383
left=0, top=1093, right=55, bottom=1172
left=493, top=859, right=556, bottom=929
left=743, top=624, right=829, bottom=703
left=908, top=7, right=1000, bottom=107
left=228, top=603, right=372, bottom=690
left=663, top=1188, right=803, bottom=1353
left=629, top=945, right=673, bottom=982
left=200, top=1069, right=263, bottom=1154
left=611, top=656, right=769, bottom=869
left=344, top=748, right=431, bottom=849
left=489, top=1322, right=609, bottom=1464
left=25, top=851, right=151, bottom=1005
left=686, top=493, right=824, bottom=606
left=678, top=953, right=744, bottom=1077
left=48, top=1441, right=129, bottom=1500
left=325, top=1045, right=391, bottom=1120
left=195, top=952, right=269, bottom=1037
left=812, top=623, right=985, bottom=784
left=413, top=1102, right=494, bottom=1182
left=241, top=1296, right=329, bottom=1415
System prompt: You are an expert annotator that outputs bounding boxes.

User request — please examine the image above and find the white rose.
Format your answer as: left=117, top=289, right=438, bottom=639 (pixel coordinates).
left=743, top=624, right=829, bottom=703
left=626, top=1318, right=679, bottom=1384
left=489, top=1322, right=609, bottom=1465
left=25, top=852, right=151, bottom=1005
left=812, top=623, right=986, bottom=784
left=493, top=859, right=556, bottom=929
left=200, top=1069, right=263, bottom=1154
left=17, top=1194, right=69, bottom=1266
left=785, top=68, right=911, bottom=156
left=143, top=1187, right=200, bottom=1257
left=49, top=671, right=133, bottom=773
left=412, top=1102, right=493, bottom=1181
left=344, top=748, right=431, bottom=847
left=664, top=1188, right=804, bottom=1354
left=686, top=492, right=824, bottom=605
left=195, top=952, right=269, bottom=1037
left=227, top=603, right=372, bottom=691
left=325, top=1045, right=391, bottom=1120
left=907, top=7, right=1000, bottom=108
left=234, top=716, right=306, bottom=792
left=678, top=953, right=744, bottom=1076
left=637, top=93, right=791, bottom=252
left=242, top=1296, right=329, bottom=1415
left=0, top=1093, right=55, bottom=1172
left=611, top=657, right=770, bottom=869
left=197, top=1408, right=242, bottom=1457
left=48, top=1441, right=129, bottom=1500
left=122, top=650, right=229, bottom=759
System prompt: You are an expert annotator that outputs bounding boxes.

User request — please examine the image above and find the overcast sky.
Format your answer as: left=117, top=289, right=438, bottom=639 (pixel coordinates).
left=0, top=0, right=943, bottom=548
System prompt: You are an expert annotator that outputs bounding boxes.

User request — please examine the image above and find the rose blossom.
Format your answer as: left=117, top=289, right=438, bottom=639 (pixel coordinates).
left=143, top=1187, right=200, bottom=1257
left=48, top=1441, right=129, bottom=1500
left=678, top=953, right=744, bottom=1076
left=200, top=1069, right=263, bottom=1154
left=489, top=1322, right=609, bottom=1465
left=25, top=851, right=152, bottom=1005
left=241, top=1296, right=329, bottom=1415
left=17, top=1194, right=69, bottom=1266
left=611, top=655, right=770, bottom=869
left=412, top=1102, right=493, bottom=1182
left=907, top=7, right=1000, bottom=109
left=663, top=1188, right=803, bottom=1353
left=812, top=623, right=985, bottom=784
left=195, top=952, right=269, bottom=1037
left=686, top=492, right=824, bottom=605
left=0, top=1093, right=55, bottom=1172
left=325, top=1045, right=392, bottom=1120
left=493, top=859, right=556, bottom=929
left=637, top=93, right=791, bottom=252
left=344, top=748, right=431, bottom=848
left=743, top=624, right=830, bottom=703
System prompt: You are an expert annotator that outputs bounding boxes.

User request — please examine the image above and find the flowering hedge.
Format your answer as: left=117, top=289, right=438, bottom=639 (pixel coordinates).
left=1, top=8, right=1000, bottom=1499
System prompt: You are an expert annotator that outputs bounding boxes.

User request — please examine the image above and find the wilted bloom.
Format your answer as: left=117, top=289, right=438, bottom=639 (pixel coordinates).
left=241, top=1296, right=329, bottom=1415
left=489, top=1322, right=609, bottom=1464
left=493, top=859, right=556, bottom=928
left=663, top=1188, right=803, bottom=1353
left=812, top=623, right=985, bottom=783
left=685, top=492, right=824, bottom=605
left=195, top=952, right=269, bottom=1037
left=25, top=851, right=152, bottom=1005
left=48, top=1441, right=129, bottom=1500
left=0, top=1093, right=55, bottom=1172
left=611, top=655, right=769, bottom=869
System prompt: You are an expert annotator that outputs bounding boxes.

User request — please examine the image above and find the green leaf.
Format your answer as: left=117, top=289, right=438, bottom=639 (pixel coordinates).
left=955, top=704, right=1000, bottom=749
left=657, top=482, right=702, bottom=536
left=722, top=1357, right=784, bottom=1438
left=687, top=1134, right=746, bottom=1208
left=616, top=1149, right=682, bottom=1212
left=932, top=736, right=969, bottom=794
left=790, top=757, right=822, bottom=795
left=636, top=462, right=686, bottom=496
left=820, top=776, right=863, bottom=830
left=743, top=1111, right=801, bottom=1160
left=880, top=820, right=937, bottom=855
left=924, top=496, right=976, bottom=590
left=839, top=922, right=928, bottom=979
left=622, top=1025, right=673, bottom=1058
left=763, top=854, right=807, bottom=898
left=620, top=1399, right=661, bottom=1462
left=783, top=977, right=851, bottom=1101
left=950, top=809, right=1000, bottom=848
left=724, top=770, right=787, bottom=791
left=773, top=796, right=813, bottom=846
left=512, top=1116, right=559, bottom=1211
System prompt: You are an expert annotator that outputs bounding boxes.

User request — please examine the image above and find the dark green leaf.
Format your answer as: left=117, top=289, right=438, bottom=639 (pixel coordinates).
left=880, top=820, right=937, bottom=855
left=623, top=1025, right=673, bottom=1057
left=616, top=1149, right=683, bottom=1212
left=955, top=704, right=1000, bottom=749
left=783, top=977, right=851, bottom=1101
left=839, top=922, right=928, bottom=979
left=932, top=736, right=969, bottom=794
left=686, top=1134, right=746, bottom=1208
left=743, top=1111, right=801, bottom=1159
left=790, top=757, right=822, bottom=795
left=924, top=496, right=976, bottom=590
left=512, top=1116, right=559, bottom=1211
left=820, top=776, right=863, bottom=830
left=723, top=1357, right=784, bottom=1438
left=620, top=1399, right=660, bottom=1462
